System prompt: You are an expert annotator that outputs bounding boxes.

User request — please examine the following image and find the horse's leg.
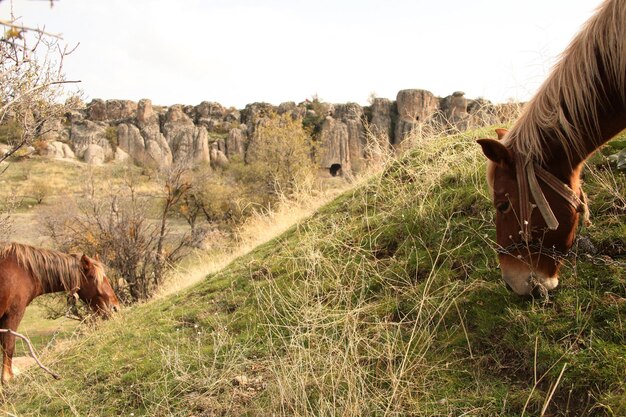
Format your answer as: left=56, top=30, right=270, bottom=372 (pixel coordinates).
left=0, top=309, right=25, bottom=383
left=0, top=315, right=13, bottom=383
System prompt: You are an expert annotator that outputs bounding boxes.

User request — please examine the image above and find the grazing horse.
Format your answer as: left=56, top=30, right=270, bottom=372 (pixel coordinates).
left=478, top=0, right=626, bottom=296
left=0, top=242, right=120, bottom=382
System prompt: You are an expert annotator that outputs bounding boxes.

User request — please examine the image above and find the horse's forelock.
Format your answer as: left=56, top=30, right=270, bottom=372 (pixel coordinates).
left=90, top=260, right=106, bottom=287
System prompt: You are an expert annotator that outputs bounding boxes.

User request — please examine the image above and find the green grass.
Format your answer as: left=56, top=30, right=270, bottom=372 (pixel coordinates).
left=2, top=128, right=624, bottom=416
left=13, top=300, right=78, bottom=357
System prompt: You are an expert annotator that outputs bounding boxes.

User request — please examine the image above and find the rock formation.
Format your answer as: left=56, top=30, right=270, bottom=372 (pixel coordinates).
left=368, top=98, right=394, bottom=143
left=318, top=103, right=366, bottom=174
left=41, top=141, right=75, bottom=159
left=394, top=89, right=439, bottom=145
left=162, top=105, right=210, bottom=165
left=438, top=91, right=470, bottom=130
left=19, top=89, right=503, bottom=175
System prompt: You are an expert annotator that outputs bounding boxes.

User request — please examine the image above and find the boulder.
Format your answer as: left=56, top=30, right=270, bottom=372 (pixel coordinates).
left=105, top=100, right=137, bottom=121
left=194, top=101, right=230, bottom=132
left=396, top=89, right=439, bottom=121
left=114, top=147, right=130, bottom=162
left=83, top=144, right=106, bottom=165
left=70, top=120, right=113, bottom=160
left=195, top=101, right=226, bottom=120
left=241, top=102, right=275, bottom=139
left=224, top=108, right=241, bottom=125
left=66, top=109, right=85, bottom=124
left=39, top=117, right=69, bottom=142
left=118, top=117, right=173, bottom=169
left=117, top=123, right=146, bottom=162
left=163, top=105, right=210, bottom=164
left=210, top=143, right=229, bottom=168
left=42, top=141, right=75, bottom=159
left=143, top=123, right=173, bottom=168
left=241, top=102, right=275, bottom=125
left=226, top=126, right=246, bottom=159
left=277, top=101, right=306, bottom=120
left=333, top=103, right=365, bottom=172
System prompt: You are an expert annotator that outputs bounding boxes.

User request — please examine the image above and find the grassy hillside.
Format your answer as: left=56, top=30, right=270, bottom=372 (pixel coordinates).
left=3, top=128, right=625, bottom=416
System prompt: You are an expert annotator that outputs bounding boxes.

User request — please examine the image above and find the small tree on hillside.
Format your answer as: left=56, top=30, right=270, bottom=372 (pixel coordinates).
left=177, top=164, right=245, bottom=235
left=245, top=112, right=316, bottom=197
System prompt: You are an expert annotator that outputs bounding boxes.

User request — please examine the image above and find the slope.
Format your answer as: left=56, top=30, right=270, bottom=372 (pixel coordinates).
left=3, top=127, right=625, bottom=417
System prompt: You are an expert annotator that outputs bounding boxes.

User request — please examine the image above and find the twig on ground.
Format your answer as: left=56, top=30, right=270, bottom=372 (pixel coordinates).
left=0, top=329, right=60, bottom=379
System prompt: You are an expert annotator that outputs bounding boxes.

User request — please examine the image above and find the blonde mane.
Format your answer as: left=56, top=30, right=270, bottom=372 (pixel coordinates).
left=504, top=0, right=626, bottom=164
left=0, top=242, right=104, bottom=293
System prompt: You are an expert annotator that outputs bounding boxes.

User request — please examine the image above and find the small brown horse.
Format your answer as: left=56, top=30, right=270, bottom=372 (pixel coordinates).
left=0, top=242, right=120, bottom=382
left=478, top=0, right=626, bottom=296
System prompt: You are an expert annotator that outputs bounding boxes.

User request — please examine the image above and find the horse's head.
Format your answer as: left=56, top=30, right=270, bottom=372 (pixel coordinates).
left=477, top=129, right=584, bottom=296
left=78, top=254, right=120, bottom=318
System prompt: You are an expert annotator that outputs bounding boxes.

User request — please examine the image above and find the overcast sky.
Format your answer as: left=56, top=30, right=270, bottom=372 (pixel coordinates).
left=1, top=0, right=605, bottom=108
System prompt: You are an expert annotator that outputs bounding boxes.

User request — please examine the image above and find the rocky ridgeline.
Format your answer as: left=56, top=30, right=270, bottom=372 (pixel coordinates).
left=36, top=89, right=503, bottom=174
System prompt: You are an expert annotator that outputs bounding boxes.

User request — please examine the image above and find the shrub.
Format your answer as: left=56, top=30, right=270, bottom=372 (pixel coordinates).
left=30, top=180, right=51, bottom=204
left=0, top=120, right=23, bottom=145
left=105, top=126, right=118, bottom=153
left=246, top=111, right=316, bottom=197
left=40, top=165, right=194, bottom=302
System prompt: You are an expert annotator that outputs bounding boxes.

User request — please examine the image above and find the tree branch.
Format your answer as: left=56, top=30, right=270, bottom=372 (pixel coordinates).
left=0, top=19, right=62, bottom=39
left=0, top=329, right=61, bottom=379
left=0, top=79, right=82, bottom=115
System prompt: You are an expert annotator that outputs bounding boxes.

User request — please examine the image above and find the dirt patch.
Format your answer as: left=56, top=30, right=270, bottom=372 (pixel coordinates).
left=12, top=356, right=36, bottom=376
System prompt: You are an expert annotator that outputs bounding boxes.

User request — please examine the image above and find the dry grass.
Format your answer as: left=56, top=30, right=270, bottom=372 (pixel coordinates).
left=158, top=177, right=365, bottom=298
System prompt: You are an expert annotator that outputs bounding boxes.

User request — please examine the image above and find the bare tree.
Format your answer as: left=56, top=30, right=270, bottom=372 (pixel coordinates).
left=1, top=13, right=80, bottom=159
left=1, top=2, right=81, bottom=235
left=40, top=165, right=195, bottom=302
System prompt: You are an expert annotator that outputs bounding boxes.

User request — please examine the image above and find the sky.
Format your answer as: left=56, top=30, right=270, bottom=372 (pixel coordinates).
left=0, top=0, right=606, bottom=109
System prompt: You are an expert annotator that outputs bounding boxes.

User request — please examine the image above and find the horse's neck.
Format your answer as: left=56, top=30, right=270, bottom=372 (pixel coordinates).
left=32, top=272, right=80, bottom=298
left=546, top=98, right=626, bottom=181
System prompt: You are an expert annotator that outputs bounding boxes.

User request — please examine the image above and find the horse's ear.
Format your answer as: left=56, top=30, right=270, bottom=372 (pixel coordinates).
left=80, top=254, right=93, bottom=269
left=94, top=254, right=101, bottom=262
left=477, top=138, right=513, bottom=166
left=495, top=128, right=508, bottom=140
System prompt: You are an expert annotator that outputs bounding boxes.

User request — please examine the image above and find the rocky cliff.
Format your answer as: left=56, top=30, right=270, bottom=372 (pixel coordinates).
left=36, top=89, right=505, bottom=175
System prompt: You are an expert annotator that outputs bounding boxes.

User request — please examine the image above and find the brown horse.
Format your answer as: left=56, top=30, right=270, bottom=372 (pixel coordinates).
left=478, top=0, right=626, bottom=296
left=0, top=242, right=120, bottom=382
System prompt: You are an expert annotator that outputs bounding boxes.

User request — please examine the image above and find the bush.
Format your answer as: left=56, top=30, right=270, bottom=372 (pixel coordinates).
left=0, top=120, right=23, bottom=145
left=105, top=126, right=118, bottom=152
left=246, top=111, right=316, bottom=197
left=30, top=180, right=51, bottom=204
left=40, top=166, right=194, bottom=302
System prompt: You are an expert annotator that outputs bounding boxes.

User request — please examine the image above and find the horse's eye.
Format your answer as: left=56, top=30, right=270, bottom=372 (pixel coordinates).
left=497, top=201, right=511, bottom=213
